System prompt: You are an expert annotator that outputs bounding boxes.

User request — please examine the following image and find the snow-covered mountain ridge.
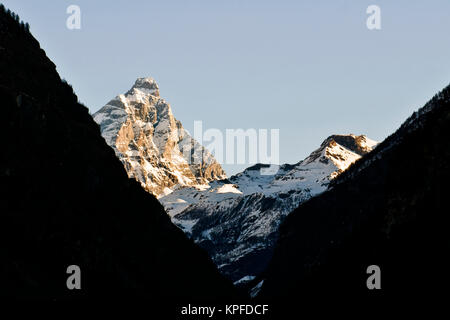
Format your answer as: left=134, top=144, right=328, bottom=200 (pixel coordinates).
left=160, top=134, right=377, bottom=283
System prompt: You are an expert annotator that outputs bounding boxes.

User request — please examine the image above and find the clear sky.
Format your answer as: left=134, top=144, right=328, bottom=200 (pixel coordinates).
left=3, top=0, right=450, bottom=175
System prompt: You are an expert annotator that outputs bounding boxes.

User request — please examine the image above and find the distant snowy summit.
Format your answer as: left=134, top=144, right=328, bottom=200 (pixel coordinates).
left=160, top=134, right=378, bottom=283
left=93, top=78, right=226, bottom=197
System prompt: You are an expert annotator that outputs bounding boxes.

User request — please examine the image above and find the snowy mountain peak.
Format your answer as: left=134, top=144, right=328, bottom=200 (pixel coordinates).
left=322, top=134, right=378, bottom=155
left=93, top=78, right=226, bottom=197
left=302, top=134, right=377, bottom=172
left=128, top=77, right=160, bottom=97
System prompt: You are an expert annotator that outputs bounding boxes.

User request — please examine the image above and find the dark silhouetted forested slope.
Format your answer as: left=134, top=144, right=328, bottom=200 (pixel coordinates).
left=0, top=6, right=236, bottom=301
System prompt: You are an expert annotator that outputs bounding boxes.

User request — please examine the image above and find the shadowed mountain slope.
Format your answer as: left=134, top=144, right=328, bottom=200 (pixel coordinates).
left=258, top=83, right=450, bottom=301
left=0, top=7, right=235, bottom=300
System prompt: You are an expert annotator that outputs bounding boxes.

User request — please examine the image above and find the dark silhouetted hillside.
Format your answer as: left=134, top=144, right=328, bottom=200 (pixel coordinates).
left=258, top=83, right=450, bottom=302
left=0, top=7, right=236, bottom=301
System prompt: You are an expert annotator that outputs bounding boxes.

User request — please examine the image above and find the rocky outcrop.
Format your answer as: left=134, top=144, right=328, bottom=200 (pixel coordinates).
left=94, top=78, right=226, bottom=197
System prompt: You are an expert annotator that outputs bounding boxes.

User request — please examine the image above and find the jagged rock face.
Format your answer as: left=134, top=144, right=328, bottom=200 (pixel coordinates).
left=94, top=78, right=226, bottom=197
left=160, top=134, right=377, bottom=283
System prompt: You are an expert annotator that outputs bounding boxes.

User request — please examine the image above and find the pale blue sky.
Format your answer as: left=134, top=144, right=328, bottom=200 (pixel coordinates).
left=3, top=0, right=450, bottom=175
